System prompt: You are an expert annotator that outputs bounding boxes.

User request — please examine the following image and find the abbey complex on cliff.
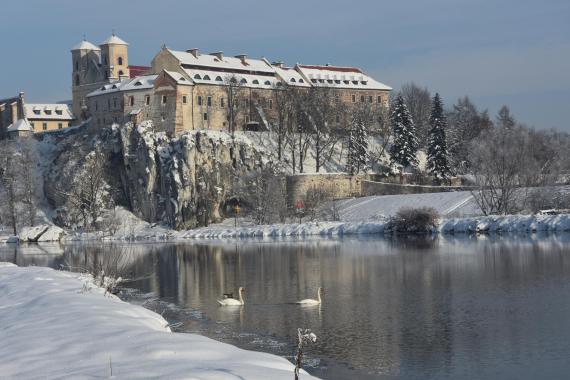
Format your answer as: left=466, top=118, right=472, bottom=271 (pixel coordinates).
left=2, top=32, right=391, bottom=138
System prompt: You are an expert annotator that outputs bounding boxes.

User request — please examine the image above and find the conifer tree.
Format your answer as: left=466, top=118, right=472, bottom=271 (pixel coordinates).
left=427, top=93, right=451, bottom=182
left=346, top=117, right=369, bottom=174
left=389, top=94, right=418, bottom=169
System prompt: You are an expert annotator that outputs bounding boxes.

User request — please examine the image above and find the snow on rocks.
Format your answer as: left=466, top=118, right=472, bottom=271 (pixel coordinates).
left=18, top=224, right=65, bottom=242
left=0, top=263, right=319, bottom=380
left=441, top=214, right=570, bottom=234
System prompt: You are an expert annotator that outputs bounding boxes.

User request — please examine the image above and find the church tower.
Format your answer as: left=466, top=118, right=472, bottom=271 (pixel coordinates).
left=100, top=33, right=130, bottom=81
left=71, top=38, right=102, bottom=123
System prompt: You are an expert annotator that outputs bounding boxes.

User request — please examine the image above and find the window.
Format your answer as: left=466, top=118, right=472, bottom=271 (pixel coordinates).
left=264, top=80, right=271, bottom=85
left=42, top=123, right=47, bottom=131
left=311, top=79, right=317, bottom=83
left=68, top=122, right=71, bottom=127
left=335, top=80, right=341, bottom=84
left=194, top=74, right=201, bottom=80
left=299, top=79, right=304, bottom=83
left=207, top=96, right=212, bottom=107
left=290, top=78, right=296, bottom=83
left=343, top=80, right=350, bottom=85
left=75, top=75, right=80, bottom=86
left=269, top=99, right=273, bottom=109
left=134, top=81, right=142, bottom=86
left=361, top=81, right=368, bottom=85
left=220, top=97, right=225, bottom=107
left=58, top=123, right=63, bottom=129
left=56, top=110, right=63, bottom=115
left=215, top=76, right=223, bottom=82
left=240, top=78, right=247, bottom=84
left=352, top=81, right=359, bottom=85
left=203, top=112, right=208, bottom=121
left=246, top=115, right=250, bottom=123
left=327, top=79, right=333, bottom=84
left=118, top=57, right=123, bottom=65
left=75, top=61, right=79, bottom=71
left=118, top=70, right=124, bottom=77
left=113, top=98, right=117, bottom=108
left=182, top=95, right=188, bottom=104
left=162, top=95, right=167, bottom=104
left=197, top=96, right=202, bottom=106
left=145, top=95, right=151, bottom=105
left=33, top=110, right=40, bottom=115
left=203, top=75, right=211, bottom=80
left=368, top=96, right=373, bottom=103
left=107, top=99, right=111, bottom=110
left=95, top=102, right=98, bottom=111
left=129, top=96, right=134, bottom=106
left=360, top=95, right=365, bottom=103
left=351, top=94, right=356, bottom=103
left=377, top=96, right=382, bottom=103
left=45, top=110, right=52, bottom=115
left=252, top=79, right=259, bottom=84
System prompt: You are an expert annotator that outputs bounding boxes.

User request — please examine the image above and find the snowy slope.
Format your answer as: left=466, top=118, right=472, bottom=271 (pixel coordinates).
left=0, top=263, right=318, bottom=380
left=336, top=191, right=481, bottom=221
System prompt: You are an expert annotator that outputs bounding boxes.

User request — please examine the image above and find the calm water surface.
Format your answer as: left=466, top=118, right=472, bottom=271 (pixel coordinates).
left=2, top=235, right=570, bottom=379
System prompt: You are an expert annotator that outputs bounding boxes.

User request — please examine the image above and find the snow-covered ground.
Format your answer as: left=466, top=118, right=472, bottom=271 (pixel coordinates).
left=0, top=262, right=318, bottom=380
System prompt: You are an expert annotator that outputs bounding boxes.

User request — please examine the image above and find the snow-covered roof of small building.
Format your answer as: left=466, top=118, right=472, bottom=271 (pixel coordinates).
left=101, top=34, right=128, bottom=46
left=296, top=65, right=392, bottom=91
left=71, top=39, right=101, bottom=51
left=163, top=70, right=190, bottom=84
left=87, top=75, right=158, bottom=97
left=182, top=68, right=280, bottom=90
left=168, top=49, right=276, bottom=75
left=7, top=119, right=33, bottom=132
left=25, top=104, right=74, bottom=121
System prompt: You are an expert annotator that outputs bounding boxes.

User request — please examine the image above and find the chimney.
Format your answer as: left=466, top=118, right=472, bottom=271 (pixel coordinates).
left=235, top=54, right=247, bottom=64
left=186, top=48, right=199, bottom=58
left=272, top=61, right=284, bottom=68
left=210, top=51, right=223, bottom=60
left=18, top=92, right=25, bottom=119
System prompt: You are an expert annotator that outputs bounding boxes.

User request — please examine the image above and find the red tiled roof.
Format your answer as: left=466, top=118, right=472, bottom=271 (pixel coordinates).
left=298, top=65, right=362, bottom=74
left=128, top=65, right=151, bottom=78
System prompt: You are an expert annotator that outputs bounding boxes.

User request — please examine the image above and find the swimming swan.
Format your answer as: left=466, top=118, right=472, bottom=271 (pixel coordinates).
left=218, top=287, right=245, bottom=306
left=296, top=287, right=323, bottom=305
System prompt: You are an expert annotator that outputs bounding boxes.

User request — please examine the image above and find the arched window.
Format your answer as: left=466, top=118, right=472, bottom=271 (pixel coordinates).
left=252, top=79, right=259, bottom=84
left=216, top=76, right=223, bottom=81
left=240, top=78, right=247, bottom=84
left=75, top=75, right=80, bottom=86
left=203, top=75, right=211, bottom=80
left=118, top=57, right=123, bottom=65
left=299, top=79, right=305, bottom=83
left=118, top=70, right=124, bottom=77
left=194, top=74, right=202, bottom=80
left=264, top=80, right=271, bottom=85
left=290, top=78, right=296, bottom=83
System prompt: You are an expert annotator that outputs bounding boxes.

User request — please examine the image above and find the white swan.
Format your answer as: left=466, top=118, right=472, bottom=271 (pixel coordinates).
left=296, top=287, right=323, bottom=305
left=217, top=287, right=245, bottom=306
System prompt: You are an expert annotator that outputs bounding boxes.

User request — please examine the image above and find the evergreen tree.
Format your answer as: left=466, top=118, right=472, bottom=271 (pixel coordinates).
left=496, top=105, right=515, bottom=130
left=389, top=94, right=419, bottom=169
left=427, top=93, right=451, bottom=182
left=346, top=117, right=369, bottom=175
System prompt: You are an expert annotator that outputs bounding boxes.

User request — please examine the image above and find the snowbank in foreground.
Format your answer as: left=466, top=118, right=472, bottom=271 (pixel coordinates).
left=0, top=263, right=317, bottom=380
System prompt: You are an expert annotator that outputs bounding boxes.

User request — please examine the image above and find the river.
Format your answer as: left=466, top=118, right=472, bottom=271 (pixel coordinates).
left=2, top=234, right=570, bottom=379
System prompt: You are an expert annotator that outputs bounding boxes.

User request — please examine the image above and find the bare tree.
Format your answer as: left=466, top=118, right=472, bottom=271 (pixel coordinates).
left=270, top=83, right=295, bottom=161
left=223, top=74, right=246, bottom=137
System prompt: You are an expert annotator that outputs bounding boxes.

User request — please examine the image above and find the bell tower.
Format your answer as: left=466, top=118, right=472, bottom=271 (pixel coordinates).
left=71, top=38, right=102, bottom=122
left=100, top=32, right=130, bottom=81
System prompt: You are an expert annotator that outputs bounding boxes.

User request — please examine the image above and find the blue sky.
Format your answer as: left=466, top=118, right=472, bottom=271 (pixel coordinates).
left=1, top=0, right=569, bottom=130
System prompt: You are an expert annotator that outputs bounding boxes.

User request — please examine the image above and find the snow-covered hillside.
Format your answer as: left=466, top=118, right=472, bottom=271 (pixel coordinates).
left=0, top=263, right=317, bottom=380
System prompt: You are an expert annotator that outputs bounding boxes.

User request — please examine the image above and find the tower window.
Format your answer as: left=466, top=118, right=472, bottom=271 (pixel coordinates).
left=75, top=75, right=80, bottom=86
left=145, top=95, right=150, bottom=105
left=207, top=96, right=212, bottom=107
left=118, top=57, right=123, bottom=65
left=182, top=95, right=188, bottom=104
left=162, top=95, right=167, bottom=104
left=119, top=70, right=124, bottom=77
left=129, top=96, right=134, bottom=106
left=197, top=96, right=202, bottom=106
left=220, top=97, right=225, bottom=107
left=75, top=61, right=79, bottom=71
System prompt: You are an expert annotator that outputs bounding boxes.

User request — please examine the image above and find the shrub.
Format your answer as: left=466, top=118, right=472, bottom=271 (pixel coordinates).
left=388, top=207, right=439, bottom=234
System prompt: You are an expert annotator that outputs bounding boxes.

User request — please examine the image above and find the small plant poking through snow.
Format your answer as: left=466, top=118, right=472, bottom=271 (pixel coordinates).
left=294, top=328, right=317, bottom=380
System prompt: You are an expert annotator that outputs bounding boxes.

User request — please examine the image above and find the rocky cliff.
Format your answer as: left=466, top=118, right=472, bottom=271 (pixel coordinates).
left=44, top=122, right=271, bottom=229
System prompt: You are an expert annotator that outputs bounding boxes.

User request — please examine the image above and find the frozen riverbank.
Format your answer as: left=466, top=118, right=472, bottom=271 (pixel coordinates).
left=0, top=263, right=317, bottom=379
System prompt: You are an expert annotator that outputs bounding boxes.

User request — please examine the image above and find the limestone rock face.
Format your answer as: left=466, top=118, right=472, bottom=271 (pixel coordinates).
left=45, top=123, right=269, bottom=229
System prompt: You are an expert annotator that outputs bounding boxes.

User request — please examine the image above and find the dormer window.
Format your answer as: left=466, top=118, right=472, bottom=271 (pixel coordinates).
left=45, top=110, right=52, bottom=115
left=100, top=86, right=106, bottom=91
left=343, top=80, right=350, bottom=85
left=352, top=81, right=359, bottom=85
left=335, top=80, right=341, bottom=84
left=203, top=75, right=211, bottom=80
left=216, top=76, right=223, bottom=81
left=252, top=79, right=259, bottom=84
left=111, top=84, right=118, bottom=89
left=194, top=74, right=202, bottom=80
left=55, top=110, right=63, bottom=115
left=311, top=79, right=317, bottom=83
left=290, top=78, right=296, bottom=83
left=240, top=78, right=247, bottom=84
left=264, top=80, right=271, bottom=85
left=318, top=79, right=324, bottom=83
left=299, top=79, right=304, bottom=83
left=327, top=80, right=333, bottom=84
left=361, top=81, right=368, bottom=85
left=33, top=110, right=40, bottom=115
left=134, top=81, right=142, bottom=86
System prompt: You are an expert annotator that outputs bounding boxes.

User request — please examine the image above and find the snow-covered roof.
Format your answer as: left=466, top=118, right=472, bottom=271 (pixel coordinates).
left=87, top=75, right=158, bottom=97
left=296, top=65, right=392, bottom=91
left=163, top=70, right=190, bottom=84
left=7, top=119, right=33, bottom=132
left=168, top=49, right=276, bottom=75
left=25, top=104, right=74, bottom=121
left=71, top=40, right=100, bottom=51
left=273, top=66, right=311, bottom=88
left=101, top=34, right=128, bottom=46
left=183, top=68, right=280, bottom=90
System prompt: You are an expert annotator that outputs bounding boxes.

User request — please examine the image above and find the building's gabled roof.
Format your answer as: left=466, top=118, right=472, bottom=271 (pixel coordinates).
left=163, top=70, right=190, bottom=84
left=272, top=65, right=311, bottom=88
left=296, top=64, right=392, bottom=91
left=71, top=39, right=101, bottom=51
left=25, top=104, right=74, bottom=121
left=87, top=75, right=158, bottom=97
left=101, top=34, right=128, bottom=46
left=7, top=118, right=32, bottom=132
left=168, top=49, right=276, bottom=75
